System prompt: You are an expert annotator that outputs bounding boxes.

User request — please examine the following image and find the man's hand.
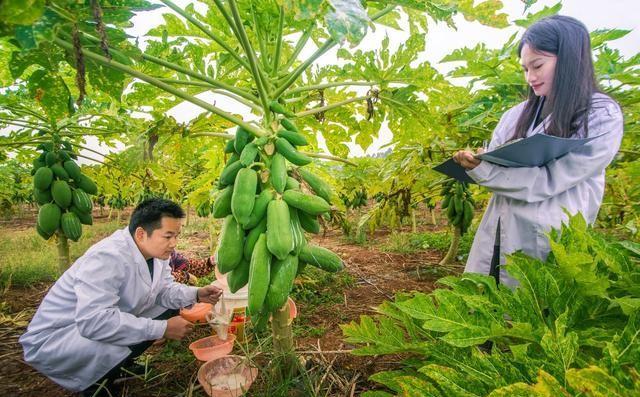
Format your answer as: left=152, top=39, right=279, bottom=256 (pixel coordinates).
left=164, top=316, right=194, bottom=340
left=197, top=284, right=223, bottom=304
left=453, top=149, right=483, bottom=170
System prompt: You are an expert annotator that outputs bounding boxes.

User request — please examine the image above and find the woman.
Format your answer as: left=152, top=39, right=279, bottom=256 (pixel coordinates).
left=453, top=15, right=623, bottom=287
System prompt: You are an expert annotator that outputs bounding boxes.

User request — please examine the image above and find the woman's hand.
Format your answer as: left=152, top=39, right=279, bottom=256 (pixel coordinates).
left=453, top=149, right=483, bottom=170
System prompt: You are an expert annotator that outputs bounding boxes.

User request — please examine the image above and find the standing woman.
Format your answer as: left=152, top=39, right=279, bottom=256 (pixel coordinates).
left=453, top=15, right=623, bottom=287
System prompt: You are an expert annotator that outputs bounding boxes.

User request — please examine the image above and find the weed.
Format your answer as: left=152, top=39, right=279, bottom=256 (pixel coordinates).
left=380, top=227, right=477, bottom=260
left=0, top=220, right=123, bottom=288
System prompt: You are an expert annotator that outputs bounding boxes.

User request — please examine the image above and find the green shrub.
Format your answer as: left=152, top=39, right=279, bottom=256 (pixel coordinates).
left=342, top=214, right=640, bottom=396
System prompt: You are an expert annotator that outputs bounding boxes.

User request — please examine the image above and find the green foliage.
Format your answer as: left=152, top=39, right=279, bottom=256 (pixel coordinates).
left=381, top=229, right=475, bottom=258
left=0, top=158, right=32, bottom=216
left=342, top=213, right=640, bottom=396
left=0, top=219, right=123, bottom=288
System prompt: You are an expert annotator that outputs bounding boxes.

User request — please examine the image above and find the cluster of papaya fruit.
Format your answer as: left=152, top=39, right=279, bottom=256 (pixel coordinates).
left=340, top=188, right=368, bottom=209
left=441, top=180, right=474, bottom=235
left=212, top=115, right=344, bottom=319
left=32, top=140, right=97, bottom=242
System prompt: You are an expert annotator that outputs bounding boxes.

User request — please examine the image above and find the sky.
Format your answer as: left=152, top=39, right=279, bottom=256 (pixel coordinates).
left=118, top=0, right=640, bottom=158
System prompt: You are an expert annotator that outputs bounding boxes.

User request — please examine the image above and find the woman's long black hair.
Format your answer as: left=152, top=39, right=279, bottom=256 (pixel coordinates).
left=512, top=15, right=600, bottom=140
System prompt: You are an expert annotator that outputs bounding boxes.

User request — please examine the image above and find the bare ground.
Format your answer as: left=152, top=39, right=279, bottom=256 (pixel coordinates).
left=0, top=211, right=462, bottom=396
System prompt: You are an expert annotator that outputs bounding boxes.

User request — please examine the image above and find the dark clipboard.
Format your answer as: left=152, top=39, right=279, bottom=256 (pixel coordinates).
left=433, top=132, right=606, bottom=183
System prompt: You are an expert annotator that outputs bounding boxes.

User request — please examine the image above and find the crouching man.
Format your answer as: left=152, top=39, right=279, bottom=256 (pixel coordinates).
left=20, top=198, right=222, bottom=396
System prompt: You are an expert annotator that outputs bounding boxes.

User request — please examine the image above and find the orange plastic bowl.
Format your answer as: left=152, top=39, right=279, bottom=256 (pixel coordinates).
left=197, top=355, right=258, bottom=397
left=180, top=302, right=213, bottom=323
left=189, top=334, right=236, bottom=362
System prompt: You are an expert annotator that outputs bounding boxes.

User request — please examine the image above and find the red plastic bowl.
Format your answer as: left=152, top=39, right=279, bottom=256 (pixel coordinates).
left=189, top=334, right=236, bottom=362
left=180, top=302, right=213, bottom=323
left=197, top=355, right=258, bottom=397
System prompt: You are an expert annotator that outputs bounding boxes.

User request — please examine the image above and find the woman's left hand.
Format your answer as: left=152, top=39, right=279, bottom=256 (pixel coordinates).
left=453, top=150, right=482, bottom=170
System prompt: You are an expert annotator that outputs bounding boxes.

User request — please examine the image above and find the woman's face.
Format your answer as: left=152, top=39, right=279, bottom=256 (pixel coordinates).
left=520, top=44, right=557, bottom=97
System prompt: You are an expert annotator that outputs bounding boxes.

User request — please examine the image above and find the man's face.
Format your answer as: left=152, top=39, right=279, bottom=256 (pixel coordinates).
left=135, top=217, right=182, bottom=260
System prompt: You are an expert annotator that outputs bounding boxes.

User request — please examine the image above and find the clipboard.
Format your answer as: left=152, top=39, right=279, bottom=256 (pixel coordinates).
left=433, top=132, right=606, bottom=183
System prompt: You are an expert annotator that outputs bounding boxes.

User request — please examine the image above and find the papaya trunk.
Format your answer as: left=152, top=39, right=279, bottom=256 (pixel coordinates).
left=117, top=210, right=122, bottom=224
left=431, top=208, right=437, bottom=225
left=270, top=301, right=297, bottom=379
left=57, top=232, right=71, bottom=272
left=411, top=209, right=417, bottom=233
left=439, top=225, right=461, bottom=266
left=186, top=204, right=191, bottom=226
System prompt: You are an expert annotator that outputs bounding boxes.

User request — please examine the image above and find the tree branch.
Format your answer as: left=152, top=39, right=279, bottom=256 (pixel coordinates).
left=0, top=118, right=48, bottom=131
left=188, top=132, right=234, bottom=139
left=0, top=139, right=48, bottom=147
left=159, top=0, right=250, bottom=71
left=295, top=95, right=370, bottom=118
left=301, top=151, right=356, bottom=166
left=288, top=81, right=378, bottom=95
left=274, top=5, right=397, bottom=98
left=158, top=78, right=263, bottom=113
left=141, top=53, right=258, bottom=103
left=68, top=142, right=117, bottom=163
left=53, top=37, right=266, bottom=138
left=272, top=5, right=284, bottom=76
left=228, top=0, right=271, bottom=115
left=250, top=2, right=271, bottom=73
left=274, top=40, right=335, bottom=99
left=281, top=26, right=312, bottom=72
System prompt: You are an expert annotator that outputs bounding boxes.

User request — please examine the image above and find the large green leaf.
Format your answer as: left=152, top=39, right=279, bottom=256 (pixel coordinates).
left=565, top=366, right=631, bottom=397
left=0, top=0, right=46, bottom=25
left=324, top=0, right=370, bottom=46
left=27, top=69, right=71, bottom=121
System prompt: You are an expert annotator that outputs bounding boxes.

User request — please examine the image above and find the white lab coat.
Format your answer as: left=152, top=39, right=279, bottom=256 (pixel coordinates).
left=19, top=227, right=198, bottom=391
left=465, top=93, right=623, bottom=287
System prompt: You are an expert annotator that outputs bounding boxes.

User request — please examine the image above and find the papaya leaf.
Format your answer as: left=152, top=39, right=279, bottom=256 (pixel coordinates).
left=324, top=0, right=370, bottom=46
left=0, top=0, right=46, bottom=26
left=566, top=366, right=629, bottom=397
left=340, top=315, right=429, bottom=355
left=27, top=69, right=72, bottom=121
left=487, top=369, right=570, bottom=397
left=539, top=311, right=579, bottom=376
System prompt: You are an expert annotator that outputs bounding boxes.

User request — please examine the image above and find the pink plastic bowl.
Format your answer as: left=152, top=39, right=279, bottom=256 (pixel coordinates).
left=189, top=334, right=236, bottom=362
left=197, top=355, right=258, bottom=397
left=180, top=302, right=213, bottom=323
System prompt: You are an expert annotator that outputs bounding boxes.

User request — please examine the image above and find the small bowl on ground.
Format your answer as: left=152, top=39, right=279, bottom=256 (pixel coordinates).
left=197, top=355, right=258, bottom=397
left=189, top=334, right=236, bottom=362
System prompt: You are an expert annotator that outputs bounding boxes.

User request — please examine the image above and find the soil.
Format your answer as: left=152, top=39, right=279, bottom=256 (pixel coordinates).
left=0, top=210, right=463, bottom=397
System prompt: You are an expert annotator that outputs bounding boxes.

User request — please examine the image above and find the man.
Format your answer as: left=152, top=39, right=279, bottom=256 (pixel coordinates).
left=20, top=198, right=222, bottom=396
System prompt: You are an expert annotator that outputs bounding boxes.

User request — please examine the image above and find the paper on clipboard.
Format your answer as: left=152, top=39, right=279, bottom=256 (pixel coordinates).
left=433, top=132, right=606, bottom=183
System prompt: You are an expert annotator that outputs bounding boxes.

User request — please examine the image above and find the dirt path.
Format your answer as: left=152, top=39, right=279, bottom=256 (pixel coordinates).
left=0, top=219, right=462, bottom=396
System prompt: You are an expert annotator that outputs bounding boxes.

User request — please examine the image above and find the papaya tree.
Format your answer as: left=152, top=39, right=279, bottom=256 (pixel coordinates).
left=0, top=88, right=137, bottom=270
left=438, top=180, right=474, bottom=266
left=0, top=0, right=512, bottom=377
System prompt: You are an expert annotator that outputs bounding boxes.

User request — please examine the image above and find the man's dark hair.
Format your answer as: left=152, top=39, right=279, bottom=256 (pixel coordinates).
left=128, top=198, right=185, bottom=236
left=512, top=15, right=600, bottom=140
